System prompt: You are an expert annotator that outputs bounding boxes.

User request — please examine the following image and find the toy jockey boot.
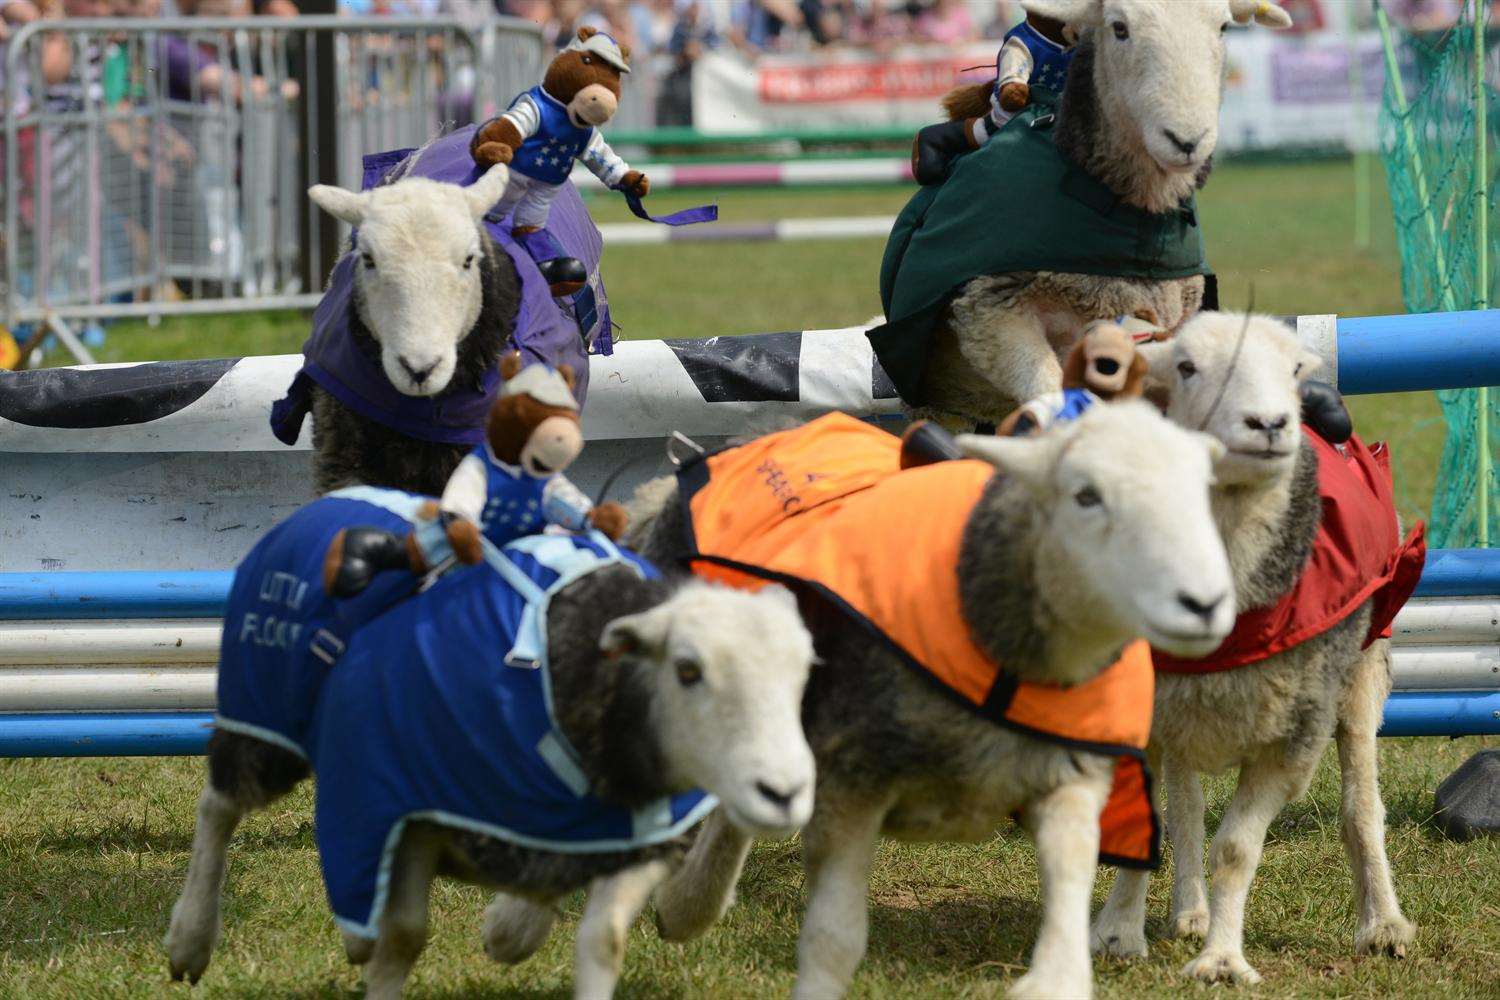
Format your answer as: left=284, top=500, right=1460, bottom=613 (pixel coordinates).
left=323, top=526, right=428, bottom=598
left=1301, top=380, right=1353, bottom=444
left=514, top=225, right=587, bottom=297
left=911, top=119, right=978, bottom=186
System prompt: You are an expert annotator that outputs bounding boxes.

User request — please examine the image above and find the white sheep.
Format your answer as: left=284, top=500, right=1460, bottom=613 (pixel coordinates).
left=622, top=402, right=1235, bottom=998
left=915, top=0, right=1293, bottom=427
left=1090, top=313, right=1417, bottom=984
left=166, top=525, right=816, bottom=999
left=272, top=162, right=523, bottom=496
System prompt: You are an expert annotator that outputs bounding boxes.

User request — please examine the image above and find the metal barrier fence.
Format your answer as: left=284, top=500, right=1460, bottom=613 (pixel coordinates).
left=2, top=15, right=543, bottom=333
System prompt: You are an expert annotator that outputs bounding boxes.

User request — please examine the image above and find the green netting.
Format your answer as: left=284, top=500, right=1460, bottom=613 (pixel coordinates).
left=1377, top=0, right=1498, bottom=547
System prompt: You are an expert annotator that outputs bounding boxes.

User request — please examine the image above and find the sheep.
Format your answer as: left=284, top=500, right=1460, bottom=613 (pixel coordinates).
left=165, top=523, right=816, bottom=999
left=915, top=0, right=1292, bottom=428
left=273, top=163, right=523, bottom=496
left=624, top=401, right=1236, bottom=998
left=1089, top=313, right=1418, bottom=985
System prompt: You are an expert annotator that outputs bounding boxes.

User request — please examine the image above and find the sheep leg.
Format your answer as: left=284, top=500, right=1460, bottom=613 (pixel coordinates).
left=1009, top=776, right=1110, bottom=1000
left=1338, top=641, right=1414, bottom=958
left=482, top=892, right=560, bottom=964
left=363, top=832, right=441, bottom=1000
left=1181, top=751, right=1300, bottom=986
left=572, top=859, right=673, bottom=1000
left=792, top=797, right=888, bottom=1000
left=1091, top=746, right=1161, bottom=959
left=1163, top=754, right=1210, bottom=939
left=165, top=784, right=245, bottom=984
left=653, top=810, right=753, bottom=941
left=955, top=306, right=1064, bottom=414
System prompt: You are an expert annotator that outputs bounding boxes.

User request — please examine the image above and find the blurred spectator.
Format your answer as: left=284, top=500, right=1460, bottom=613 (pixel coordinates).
left=1385, top=0, right=1460, bottom=30
left=981, top=0, right=1018, bottom=39
left=914, top=0, right=975, bottom=44
left=251, top=0, right=300, bottom=14
left=657, top=0, right=716, bottom=124
left=731, top=0, right=803, bottom=53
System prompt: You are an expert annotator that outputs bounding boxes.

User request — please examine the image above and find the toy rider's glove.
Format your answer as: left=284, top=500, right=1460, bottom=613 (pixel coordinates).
left=899, top=420, right=966, bottom=469
left=587, top=501, right=629, bottom=540
left=1300, top=380, right=1353, bottom=444
left=912, top=119, right=978, bottom=187
left=619, top=170, right=650, bottom=198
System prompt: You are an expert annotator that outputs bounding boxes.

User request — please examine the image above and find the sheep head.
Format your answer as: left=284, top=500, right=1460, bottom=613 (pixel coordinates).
left=599, top=581, right=816, bottom=839
left=307, top=164, right=510, bottom=397
left=959, top=400, right=1235, bottom=661
left=1025, top=0, right=1290, bottom=182
left=1139, top=311, right=1321, bottom=486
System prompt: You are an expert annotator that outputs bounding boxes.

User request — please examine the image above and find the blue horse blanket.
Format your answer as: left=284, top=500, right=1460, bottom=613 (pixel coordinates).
left=309, top=532, right=715, bottom=938
left=270, top=125, right=609, bottom=449
left=215, top=486, right=429, bottom=757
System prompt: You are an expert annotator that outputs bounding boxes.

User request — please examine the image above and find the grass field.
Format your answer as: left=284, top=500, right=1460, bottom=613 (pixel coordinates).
left=7, top=158, right=1496, bottom=998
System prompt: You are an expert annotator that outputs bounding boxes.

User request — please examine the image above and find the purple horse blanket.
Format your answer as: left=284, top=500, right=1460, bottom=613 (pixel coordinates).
left=270, top=126, right=608, bottom=449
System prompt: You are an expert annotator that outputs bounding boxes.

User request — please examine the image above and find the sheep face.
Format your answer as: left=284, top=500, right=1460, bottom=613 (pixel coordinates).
left=1025, top=0, right=1290, bottom=176
left=307, top=165, right=511, bottom=397
left=960, top=400, right=1234, bottom=657
left=599, top=582, right=816, bottom=839
left=1142, top=312, right=1321, bottom=486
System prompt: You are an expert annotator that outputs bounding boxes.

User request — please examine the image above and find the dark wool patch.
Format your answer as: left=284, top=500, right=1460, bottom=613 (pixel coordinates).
left=207, top=729, right=310, bottom=810
left=957, top=473, right=1049, bottom=678
left=1240, top=437, right=1322, bottom=612
left=1053, top=41, right=1102, bottom=178
left=440, top=823, right=688, bottom=900
left=310, top=230, right=520, bottom=496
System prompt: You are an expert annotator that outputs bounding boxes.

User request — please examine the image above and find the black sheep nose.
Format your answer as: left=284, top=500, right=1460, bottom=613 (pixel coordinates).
left=1164, top=128, right=1199, bottom=155
left=398, top=356, right=436, bottom=385
left=1177, top=591, right=1224, bottom=623
left=1244, top=414, right=1289, bottom=434
left=755, top=780, right=800, bottom=811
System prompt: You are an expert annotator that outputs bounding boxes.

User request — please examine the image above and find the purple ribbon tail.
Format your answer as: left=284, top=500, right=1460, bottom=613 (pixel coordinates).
left=622, top=191, right=717, bottom=226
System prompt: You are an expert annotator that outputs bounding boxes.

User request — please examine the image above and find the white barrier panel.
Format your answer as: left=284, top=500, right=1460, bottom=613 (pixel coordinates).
left=0, top=620, right=220, bottom=665
left=0, top=328, right=900, bottom=572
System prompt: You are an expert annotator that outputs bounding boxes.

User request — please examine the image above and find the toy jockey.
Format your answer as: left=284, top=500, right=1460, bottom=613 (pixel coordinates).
left=472, top=27, right=714, bottom=297
left=911, top=10, right=1077, bottom=186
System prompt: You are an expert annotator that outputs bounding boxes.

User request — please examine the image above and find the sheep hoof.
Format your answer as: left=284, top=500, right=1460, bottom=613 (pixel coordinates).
left=1182, top=949, right=1261, bottom=985
left=1355, top=916, right=1414, bottom=958
left=163, top=918, right=213, bottom=986
left=1169, top=908, right=1210, bottom=939
left=1007, top=970, right=1090, bottom=999
left=1090, top=922, right=1148, bottom=959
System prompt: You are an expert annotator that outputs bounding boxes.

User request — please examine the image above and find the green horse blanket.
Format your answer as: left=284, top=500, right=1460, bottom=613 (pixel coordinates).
left=871, top=98, right=1211, bottom=405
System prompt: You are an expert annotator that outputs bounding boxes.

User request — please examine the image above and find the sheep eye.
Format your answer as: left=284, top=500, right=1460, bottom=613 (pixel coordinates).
left=1293, top=362, right=1304, bottom=377
left=1221, top=21, right=1230, bottom=33
left=1177, top=360, right=1197, bottom=379
left=1112, top=20, right=1129, bottom=40
left=1074, top=485, right=1103, bottom=508
left=361, top=252, right=375, bottom=270
left=674, top=659, right=703, bottom=687
left=463, top=253, right=476, bottom=270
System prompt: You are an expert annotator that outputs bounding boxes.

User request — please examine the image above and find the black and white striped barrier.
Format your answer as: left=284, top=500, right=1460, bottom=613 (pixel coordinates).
left=3, top=316, right=1500, bottom=754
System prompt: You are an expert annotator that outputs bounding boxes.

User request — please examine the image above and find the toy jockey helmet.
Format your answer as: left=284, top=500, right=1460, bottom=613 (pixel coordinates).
left=502, top=362, right=579, bottom=411
left=566, top=31, right=631, bottom=74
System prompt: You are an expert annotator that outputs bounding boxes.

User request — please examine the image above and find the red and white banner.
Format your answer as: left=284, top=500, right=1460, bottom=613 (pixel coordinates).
left=694, top=44, right=996, bottom=131
left=693, top=31, right=1404, bottom=152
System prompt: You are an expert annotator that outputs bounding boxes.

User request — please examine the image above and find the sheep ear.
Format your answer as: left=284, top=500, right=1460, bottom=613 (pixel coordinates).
left=1293, top=347, right=1323, bottom=382
left=1134, top=340, right=1174, bottom=381
left=600, top=606, right=670, bottom=660
left=1021, top=0, right=1098, bottom=26
left=956, top=432, right=1057, bottom=493
left=1229, top=0, right=1293, bottom=28
left=465, top=163, right=510, bottom=220
left=308, top=184, right=369, bottom=226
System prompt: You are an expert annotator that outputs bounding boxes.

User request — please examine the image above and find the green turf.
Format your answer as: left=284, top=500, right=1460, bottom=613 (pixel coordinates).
left=7, top=157, right=1490, bottom=997
left=1, top=737, right=1496, bottom=997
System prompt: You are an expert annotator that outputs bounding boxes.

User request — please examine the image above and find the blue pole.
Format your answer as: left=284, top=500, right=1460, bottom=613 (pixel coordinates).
left=1336, top=311, right=1500, bottom=394
left=1379, top=691, right=1500, bottom=737
left=0, top=712, right=214, bottom=757
left=0, top=571, right=234, bottom=620
left=1414, top=548, right=1500, bottom=597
